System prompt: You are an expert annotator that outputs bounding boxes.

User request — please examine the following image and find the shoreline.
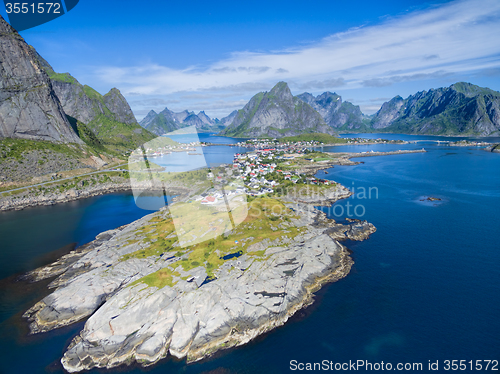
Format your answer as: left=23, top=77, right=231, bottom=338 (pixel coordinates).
left=0, top=149, right=426, bottom=213
left=22, top=182, right=375, bottom=372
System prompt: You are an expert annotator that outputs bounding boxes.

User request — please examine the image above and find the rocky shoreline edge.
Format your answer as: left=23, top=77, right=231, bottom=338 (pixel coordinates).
left=0, top=149, right=426, bottom=212
left=21, top=184, right=375, bottom=372
left=0, top=182, right=132, bottom=211
left=0, top=181, right=193, bottom=212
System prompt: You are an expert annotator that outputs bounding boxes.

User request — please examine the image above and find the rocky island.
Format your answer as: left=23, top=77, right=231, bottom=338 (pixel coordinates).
left=22, top=144, right=376, bottom=372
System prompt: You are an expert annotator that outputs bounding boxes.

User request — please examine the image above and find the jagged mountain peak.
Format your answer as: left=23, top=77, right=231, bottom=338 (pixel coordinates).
left=296, top=90, right=365, bottom=131
left=449, top=82, right=499, bottom=98
left=221, top=81, right=335, bottom=138
left=268, top=81, right=294, bottom=101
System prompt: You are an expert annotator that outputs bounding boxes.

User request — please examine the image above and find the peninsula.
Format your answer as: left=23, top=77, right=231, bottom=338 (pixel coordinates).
left=23, top=144, right=377, bottom=372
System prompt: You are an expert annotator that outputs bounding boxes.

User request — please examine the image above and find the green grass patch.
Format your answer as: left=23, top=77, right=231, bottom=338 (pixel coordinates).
left=129, top=268, right=179, bottom=289
left=124, top=196, right=305, bottom=286
left=0, top=137, right=87, bottom=161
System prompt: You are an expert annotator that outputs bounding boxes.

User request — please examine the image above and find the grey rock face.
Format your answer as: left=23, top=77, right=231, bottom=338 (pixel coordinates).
left=23, top=189, right=375, bottom=372
left=103, top=88, right=137, bottom=125
left=183, top=113, right=205, bottom=128
left=171, top=109, right=192, bottom=123
left=197, top=111, right=214, bottom=126
left=218, top=110, right=238, bottom=127
left=221, top=82, right=336, bottom=138
left=0, top=16, right=82, bottom=143
left=51, top=80, right=137, bottom=128
left=297, top=91, right=365, bottom=130
left=51, top=80, right=105, bottom=125
left=371, top=83, right=500, bottom=136
left=45, top=69, right=153, bottom=148
left=371, top=96, right=404, bottom=129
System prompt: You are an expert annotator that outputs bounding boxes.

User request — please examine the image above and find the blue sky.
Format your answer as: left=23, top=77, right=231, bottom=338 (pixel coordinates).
left=2, top=0, right=500, bottom=120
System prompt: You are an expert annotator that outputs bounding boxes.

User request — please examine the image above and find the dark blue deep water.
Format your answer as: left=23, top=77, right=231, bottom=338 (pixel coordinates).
left=0, top=135, right=499, bottom=373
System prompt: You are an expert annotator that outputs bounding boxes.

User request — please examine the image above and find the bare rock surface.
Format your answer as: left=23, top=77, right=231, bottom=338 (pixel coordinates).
left=24, top=188, right=375, bottom=372
left=0, top=16, right=82, bottom=144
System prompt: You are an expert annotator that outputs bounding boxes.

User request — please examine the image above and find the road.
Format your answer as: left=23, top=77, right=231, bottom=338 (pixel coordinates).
left=0, top=163, right=130, bottom=196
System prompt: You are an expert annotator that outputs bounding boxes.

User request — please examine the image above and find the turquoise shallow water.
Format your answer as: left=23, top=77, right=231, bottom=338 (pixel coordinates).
left=0, top=135, right=499, bottom=373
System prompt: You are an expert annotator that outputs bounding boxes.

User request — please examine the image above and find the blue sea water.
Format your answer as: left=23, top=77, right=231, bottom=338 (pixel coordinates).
left=0, top=135, right=499, bottom=373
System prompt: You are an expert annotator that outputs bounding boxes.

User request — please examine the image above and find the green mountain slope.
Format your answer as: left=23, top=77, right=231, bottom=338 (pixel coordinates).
left=38, top=58, right=154, bottom=153
left=220, top=82, right=336, bottom=138
left=371, top=82, right=500, bottom=136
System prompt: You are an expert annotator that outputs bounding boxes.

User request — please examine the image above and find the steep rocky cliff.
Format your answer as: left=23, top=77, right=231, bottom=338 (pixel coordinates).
left=0, top=15, right=82, bottom=144
left=297, top=92, right=367, bottom=130
left=38, top=59, right=154, bottom=151
left=221, top=82, right=336, bottom=138
left=371, top=83, right=500, bottom=136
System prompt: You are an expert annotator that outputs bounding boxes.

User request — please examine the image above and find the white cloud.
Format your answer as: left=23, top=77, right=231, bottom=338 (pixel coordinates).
left=93, top=0, right=500, bottom=117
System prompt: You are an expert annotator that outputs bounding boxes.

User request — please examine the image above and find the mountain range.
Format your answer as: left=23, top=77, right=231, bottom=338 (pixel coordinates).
left=370, top=82, right=500, bottom=136
left=142, top=81, right=500, bottom=138
left=3, top=10, right=500, bottom=154
left=213, top=82, right=500, bottom=137
left=140, top=108, right=226, bottom=135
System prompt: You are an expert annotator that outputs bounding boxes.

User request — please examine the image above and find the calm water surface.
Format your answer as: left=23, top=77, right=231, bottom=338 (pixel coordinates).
left=0, top=134, right=499, bottom=373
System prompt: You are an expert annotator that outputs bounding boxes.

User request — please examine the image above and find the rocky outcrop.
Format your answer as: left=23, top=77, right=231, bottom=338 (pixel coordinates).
left=102, top=88, right=137, bottom=125
left=371, top=96, right=404, bottom=129
left=297, top=92, right=367, bottom=130
left=371, top=82, right=500, bottom=136
left=0, top=16, right=82, bottom=144
left=326, top=218, right=377, bottom=241
left=221, top=82, right=336, bottom=138
left=23, top=185, right=374, bottom=372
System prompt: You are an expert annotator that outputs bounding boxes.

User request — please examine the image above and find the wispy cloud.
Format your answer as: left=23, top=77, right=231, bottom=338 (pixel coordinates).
left=362, top=70, right=453, bottom=87
left=92, top=0, right=500, bottom=118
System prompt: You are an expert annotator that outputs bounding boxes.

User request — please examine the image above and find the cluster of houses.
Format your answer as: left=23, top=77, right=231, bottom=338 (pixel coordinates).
left=199, top=146, right=333, bottom=202
left=130, top=142, right=200, bottom=158
left=235, top=138, right=323, bottom=152
left=234, top=137, right=403, bottom=149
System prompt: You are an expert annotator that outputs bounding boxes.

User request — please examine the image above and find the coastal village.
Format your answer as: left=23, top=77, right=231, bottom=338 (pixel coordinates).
left=194, top=142, right=335, bottom=205
left=130, top=137, right=425, bottom=206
